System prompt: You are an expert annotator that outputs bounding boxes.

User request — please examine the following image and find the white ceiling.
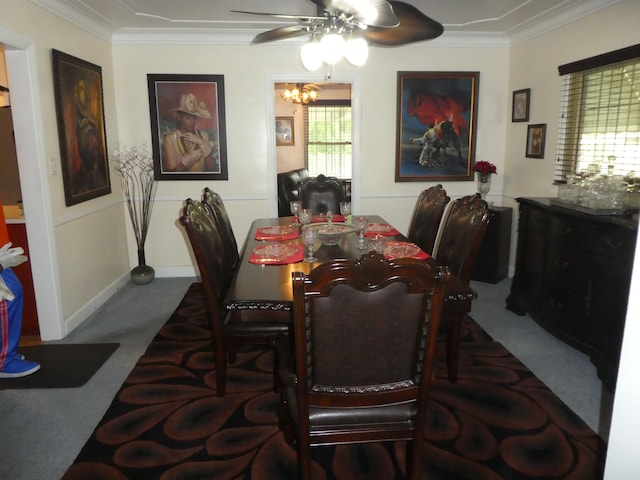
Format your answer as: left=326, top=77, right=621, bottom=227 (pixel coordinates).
left=31, top=0, right=622, bottom=45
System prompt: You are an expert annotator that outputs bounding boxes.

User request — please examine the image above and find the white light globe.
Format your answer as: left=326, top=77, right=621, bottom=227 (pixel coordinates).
left=320, top=33, right=345, bottom=65
left=300, top=40, right=323, bottom=71
left=344, top=37, right=369, bottom=66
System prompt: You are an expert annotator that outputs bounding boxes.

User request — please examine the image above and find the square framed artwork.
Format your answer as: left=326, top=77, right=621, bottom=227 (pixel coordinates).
left=276, top=116, right=294, bottom=146
left=148, top=74, right=228, bottom=180
left=52, top=49, right=111, bottom=206
left=395, top=71, right=479, bottom=182
left=526, top=123, right=546, bottom=158
left=512, top=88, right=530, bottom=122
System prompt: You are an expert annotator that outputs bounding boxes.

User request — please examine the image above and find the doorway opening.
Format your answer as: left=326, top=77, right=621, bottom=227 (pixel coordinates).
left=272, top=80, right=359, bottom=217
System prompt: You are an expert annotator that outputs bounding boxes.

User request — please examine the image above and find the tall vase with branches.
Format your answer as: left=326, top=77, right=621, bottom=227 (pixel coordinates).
left=112, top=145, right=157, bottom=285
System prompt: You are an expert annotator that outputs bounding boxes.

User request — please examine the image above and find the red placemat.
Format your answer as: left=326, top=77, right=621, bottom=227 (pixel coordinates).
left=364, top=223, right=400, bottom=237
left=383, top=241, right=430, bottom=260
left=249, top=244, right=304, bottom=265
left=255, top=226, right=299, bottom=241
left=311, top=214, right=345, bottom=223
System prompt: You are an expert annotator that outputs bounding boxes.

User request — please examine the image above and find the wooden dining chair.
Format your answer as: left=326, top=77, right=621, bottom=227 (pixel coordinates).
left=202, top=187, right=239, bottom=275
left=407, top=184, right=451, bottom=254
left=297, top=174, right=345, bottom=215
left=434, top=193, right=492, bottom=382
left=271, top=252, right=451, bottom=480
left=180, top=199, right=290, bottom=396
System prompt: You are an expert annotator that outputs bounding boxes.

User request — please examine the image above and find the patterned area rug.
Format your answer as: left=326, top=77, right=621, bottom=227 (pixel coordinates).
left=62, top=283, right=606, bottom=479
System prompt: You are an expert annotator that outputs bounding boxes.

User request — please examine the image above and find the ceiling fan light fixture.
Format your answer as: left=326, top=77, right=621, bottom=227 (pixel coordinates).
left=344, top=35, right=369, bottom=67
left=320, top=32, right=345, bottom=65
left=300, top=38, right=323, bottom=71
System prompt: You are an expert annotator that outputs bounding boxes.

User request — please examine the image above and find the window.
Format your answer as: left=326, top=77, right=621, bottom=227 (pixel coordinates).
left=304, top=102, right=352, bottom=179
left=555, top=44, right=640, bottom=183
left=554, top=45, right=640, bottom=183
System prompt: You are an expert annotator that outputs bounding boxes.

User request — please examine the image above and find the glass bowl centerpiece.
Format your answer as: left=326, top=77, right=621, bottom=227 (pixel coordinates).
left=304, top=223, right=356, bottom=246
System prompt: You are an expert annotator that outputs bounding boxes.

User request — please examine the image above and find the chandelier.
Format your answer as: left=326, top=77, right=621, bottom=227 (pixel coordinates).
left=299, top=15, right=369, bottom=71
left=280, top=83, right=319, bottom=104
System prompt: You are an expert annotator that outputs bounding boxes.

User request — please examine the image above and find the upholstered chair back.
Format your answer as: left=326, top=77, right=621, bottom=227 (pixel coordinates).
left=407, top=184, right=451, bottom=254
left=298, top=174, right=345, bottom=215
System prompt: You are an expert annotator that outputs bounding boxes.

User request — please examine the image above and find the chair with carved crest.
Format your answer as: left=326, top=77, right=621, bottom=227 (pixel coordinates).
left=271, top=252, right=451, bottom=480
left=180, top=199, right=289, bottom=396
left=298, top=174, right=345, bottom=215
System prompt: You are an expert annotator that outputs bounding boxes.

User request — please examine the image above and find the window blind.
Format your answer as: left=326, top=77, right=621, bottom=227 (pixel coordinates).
left=305, top=101, right=352, bottom=179
left=555, top=44, right=640, bottom=183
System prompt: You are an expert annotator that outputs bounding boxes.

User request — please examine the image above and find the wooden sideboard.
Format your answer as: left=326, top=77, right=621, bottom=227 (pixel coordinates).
left=506, top=197, right=638, bottom=391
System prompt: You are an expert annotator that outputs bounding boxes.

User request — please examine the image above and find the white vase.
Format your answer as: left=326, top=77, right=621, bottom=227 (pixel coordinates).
left=476, top=173, right=492, bottom=199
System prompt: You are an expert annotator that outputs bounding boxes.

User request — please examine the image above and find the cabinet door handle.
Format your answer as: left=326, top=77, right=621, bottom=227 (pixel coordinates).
left=606, top=238, right=623, bottom=249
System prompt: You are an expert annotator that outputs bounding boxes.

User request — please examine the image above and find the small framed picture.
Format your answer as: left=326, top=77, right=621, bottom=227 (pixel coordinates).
left=526, top=123, right=546, bottom=158
left=512, top=88, right=530, bottom=122
left=276, top=116, right=294, bottom=146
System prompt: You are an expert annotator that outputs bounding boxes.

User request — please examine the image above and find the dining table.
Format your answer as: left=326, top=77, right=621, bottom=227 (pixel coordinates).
left=223, top=215, right=476, bottom=322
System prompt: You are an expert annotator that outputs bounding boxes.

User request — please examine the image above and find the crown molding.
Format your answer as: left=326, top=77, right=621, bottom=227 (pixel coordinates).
left=30, top=0, right=114, bottom=42
left=508, top=0, right=627, bottom=46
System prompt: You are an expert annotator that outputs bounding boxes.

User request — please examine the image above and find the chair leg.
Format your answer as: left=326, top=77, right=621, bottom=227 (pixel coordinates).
left=298, top=441, right=312, bottom=480
left=446, top=313, right=463, bottom=383
left=214, top=343, right=227, bottom=397
left=406, top=438, right=423, bottom=480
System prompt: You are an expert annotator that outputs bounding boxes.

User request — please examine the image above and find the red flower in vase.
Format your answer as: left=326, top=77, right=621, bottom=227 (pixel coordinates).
left=472, top=161, right=497, bottom=175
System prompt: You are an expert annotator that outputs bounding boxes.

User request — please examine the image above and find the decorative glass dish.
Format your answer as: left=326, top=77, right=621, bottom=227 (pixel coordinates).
left=304, top=223, right=356, bottom=245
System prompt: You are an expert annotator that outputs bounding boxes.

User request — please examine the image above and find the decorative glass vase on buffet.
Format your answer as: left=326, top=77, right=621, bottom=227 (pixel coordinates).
left=472, top=161, right=497, bottom=200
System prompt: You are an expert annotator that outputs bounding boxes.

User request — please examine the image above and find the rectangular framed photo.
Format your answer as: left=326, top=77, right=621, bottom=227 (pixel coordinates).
left=526, top=123, right=546, bottom=158
left=512, top=88, right=530, bottom=122
left=52, top=49, right=111, bottom=206
left=276, top=116, right=295, bottom=146
left=147, top=74, right=228, bottom=180
left=395, top=71, right=479, bottom=182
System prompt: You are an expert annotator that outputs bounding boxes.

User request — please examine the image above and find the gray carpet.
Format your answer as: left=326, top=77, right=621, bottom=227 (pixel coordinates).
left=0, top=276, right=612, bottom=480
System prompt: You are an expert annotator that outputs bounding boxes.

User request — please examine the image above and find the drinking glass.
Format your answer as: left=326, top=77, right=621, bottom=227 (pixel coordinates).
left=299, top=208, right=312, bottom=227
left=371, top=234, right=386, bottom=254
left=302, top=227, right=318, bottom=263
left=290, top=200, right=302, bottom=225
left=339, top=201, right=351, bottom=218
left=353, top=216, right=369, bottom=250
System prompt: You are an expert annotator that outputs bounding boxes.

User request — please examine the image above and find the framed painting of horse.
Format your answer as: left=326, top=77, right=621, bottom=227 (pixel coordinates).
left=395, top=71, right=479, bottom=182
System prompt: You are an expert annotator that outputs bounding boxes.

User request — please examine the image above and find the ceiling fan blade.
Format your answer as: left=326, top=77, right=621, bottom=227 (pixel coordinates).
left=251, top=25, right=311, bottom=44
left=231, top=10, right=325, bottom=23
left=365, top=1, right=443, bottom=46
left=311, top=0, right=399, bottom=27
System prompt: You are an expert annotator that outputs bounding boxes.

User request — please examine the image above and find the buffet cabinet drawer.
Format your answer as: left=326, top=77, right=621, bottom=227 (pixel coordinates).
left=548, top=215, right=590, bottom=247
left=544, top=243, right=590, bottom=291
left=591, top=226, right=636, bottom=260
left=542, top=283, right=588, bottom=339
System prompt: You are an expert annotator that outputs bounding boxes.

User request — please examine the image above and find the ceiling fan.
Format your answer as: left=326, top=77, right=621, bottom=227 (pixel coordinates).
left=232, top=0, right=443, bottom=67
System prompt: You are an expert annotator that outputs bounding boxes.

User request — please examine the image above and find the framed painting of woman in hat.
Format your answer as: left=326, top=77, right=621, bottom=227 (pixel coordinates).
left=147, top=74, right=228, bottom=180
